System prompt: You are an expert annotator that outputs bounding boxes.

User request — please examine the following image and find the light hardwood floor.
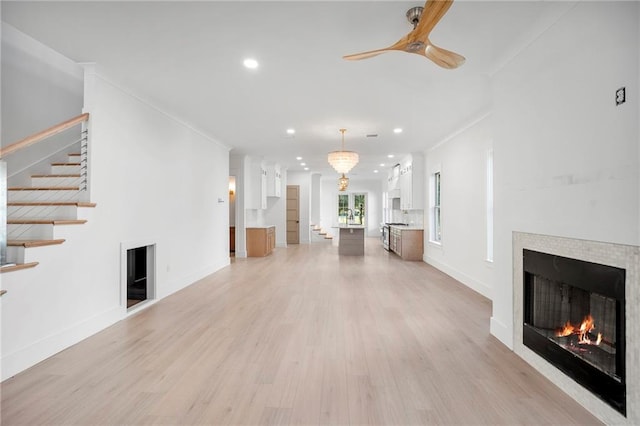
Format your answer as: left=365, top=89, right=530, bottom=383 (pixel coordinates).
left=1, top=239, right=602, bottom=425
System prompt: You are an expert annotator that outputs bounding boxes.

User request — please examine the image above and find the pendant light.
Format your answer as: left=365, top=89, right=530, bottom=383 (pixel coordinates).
left=328, top=129, right=359, bottom=174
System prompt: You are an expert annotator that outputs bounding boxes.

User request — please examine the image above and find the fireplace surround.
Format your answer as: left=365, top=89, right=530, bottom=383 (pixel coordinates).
left=513, top=232, right=639, bottom=424
left=523, top=249, right=625, bottom=414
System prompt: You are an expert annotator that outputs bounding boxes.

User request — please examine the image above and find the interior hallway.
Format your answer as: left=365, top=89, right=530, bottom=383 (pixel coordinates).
left=1, top=239, right=601, bottom=425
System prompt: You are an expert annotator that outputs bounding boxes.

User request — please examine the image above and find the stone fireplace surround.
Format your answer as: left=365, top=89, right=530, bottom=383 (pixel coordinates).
left=513, top=232, right=639, bottom=425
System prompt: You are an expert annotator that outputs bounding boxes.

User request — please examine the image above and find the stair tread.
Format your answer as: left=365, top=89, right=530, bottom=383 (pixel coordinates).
left=1, top=262, right=39, bottom=273
left=51, top=162, right=81, bottom=166
left=8, top=186, right=80, bottom=190
left=8, top=239, right=66, bottom=248
left=31, top=174, right=82, bottom=178
left=8, top=219, right=87, bottom=225
left=8, top=201, right=96, bottom=207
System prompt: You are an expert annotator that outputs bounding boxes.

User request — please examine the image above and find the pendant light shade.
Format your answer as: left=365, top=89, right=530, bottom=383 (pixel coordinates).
left=328, top=129, right=359, bottom=174
left=338, top=173, right=349, bottom=191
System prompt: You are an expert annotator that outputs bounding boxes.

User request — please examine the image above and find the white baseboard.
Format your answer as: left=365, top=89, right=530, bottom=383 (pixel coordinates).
left=424, top=255, right=492, bottom=299
left=1, top=258, right=231, bottom=381
left=1, top=306, right=121, bottom=381
left=161, top=258, right=230, bottom=299
left=490, top=316, right=513, bottom=349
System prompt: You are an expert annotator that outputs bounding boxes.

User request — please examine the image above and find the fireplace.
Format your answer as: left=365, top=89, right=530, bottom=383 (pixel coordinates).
left=523, top=249, right=626, bottom=415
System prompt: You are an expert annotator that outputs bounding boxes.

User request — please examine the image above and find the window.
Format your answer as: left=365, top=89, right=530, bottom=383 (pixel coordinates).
left=337, top=193, right=366, bottom=225
left=338, top=194, right=349, bottom=224
left=430, top=171, right=442, bottom=243
left=486, top=150, right=494, bottom=262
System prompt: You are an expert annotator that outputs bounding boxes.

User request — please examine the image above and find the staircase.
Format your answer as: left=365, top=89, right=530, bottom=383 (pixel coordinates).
left=2, top=152, right=95, bottom=273
left=310, top=224, right=333, bottom=242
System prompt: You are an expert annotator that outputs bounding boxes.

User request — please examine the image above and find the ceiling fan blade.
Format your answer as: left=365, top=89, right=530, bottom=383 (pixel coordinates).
left=343, top=0, right=465, bottom=68
left=343, top=48, right=393, bottom=61
left=424, top=42, right=465, bottom=69
left=343, top=36, right=410, bottom=61
left=413, top=0, right=455, bottom=40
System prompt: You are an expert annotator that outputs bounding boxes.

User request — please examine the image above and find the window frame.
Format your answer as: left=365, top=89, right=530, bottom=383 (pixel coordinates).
left=429, top=169, right=442, bottom=244
left=337, top=192, right=367, bottom=226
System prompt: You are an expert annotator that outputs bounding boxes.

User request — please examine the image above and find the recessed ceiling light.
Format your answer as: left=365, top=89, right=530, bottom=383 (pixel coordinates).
left=286, top=128, right=295, bottom=135
left=300, top=162, right=306, bottom=166
left=373, top=170, right=379, bottom=173
left=304, top=167, right=309, bottom=171
left=387, top=154, right=395, bottom=159
left=296, top=156, right=302, bottom=161
left=243, top=58, right=259, bottom=69
left=380, top=163, right=385, bottom=167
left=393, top=128, right=403, bottom=134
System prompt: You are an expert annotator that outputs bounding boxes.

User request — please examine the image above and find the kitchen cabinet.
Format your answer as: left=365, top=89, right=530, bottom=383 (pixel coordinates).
left=338, top=227, right=365, bottom=256
left=398, top=154, right=424, bottom=210
left=266, top=163, right=282, bottom=198
left=387, top=164, right=400, bottom=192
left=390, top=226, right=423, bottom=261
left=247, top=226, right=276, bottom=257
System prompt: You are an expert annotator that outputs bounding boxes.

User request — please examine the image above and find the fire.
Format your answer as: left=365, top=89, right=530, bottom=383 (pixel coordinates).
left=557, top=321, right=575, bottom=337
left=555, top=314, right=602, bottom=345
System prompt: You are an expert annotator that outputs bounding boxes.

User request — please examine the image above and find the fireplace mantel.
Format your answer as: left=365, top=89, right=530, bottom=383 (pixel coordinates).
left=513, top=232, right=639, bottom=425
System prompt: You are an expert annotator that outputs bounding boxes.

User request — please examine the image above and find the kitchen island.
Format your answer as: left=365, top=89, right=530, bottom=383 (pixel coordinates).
left=335, top=225, right=365, bottom=256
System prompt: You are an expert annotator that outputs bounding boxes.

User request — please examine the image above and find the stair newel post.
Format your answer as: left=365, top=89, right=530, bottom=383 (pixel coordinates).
left=0, top=160, right=7, bottom=266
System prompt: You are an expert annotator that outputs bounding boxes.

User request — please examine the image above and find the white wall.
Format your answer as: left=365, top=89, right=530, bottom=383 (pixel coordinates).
left=1, top=24, right=83, bottom=145
left=287, top=171, right=311, bottom=243
left=424, top=116, right=493, bottom=299
left=1, top=59, right=231, bottom=379
left=310, top=173, right=321, bottom=226
left=491, top=1, right=639, bottom=349
left=264, top=168, right=287, bottom=247
left=319, top=177, right=383, bottom=239
left=229, top=176, right=236, bottom=227
left=1, top=24, right=84, bottom=184
left=229, top=154, right=246, bottom=257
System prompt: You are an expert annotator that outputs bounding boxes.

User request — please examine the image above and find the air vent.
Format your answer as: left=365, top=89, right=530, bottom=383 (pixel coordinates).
left=366, top=134, right=378, bottom=138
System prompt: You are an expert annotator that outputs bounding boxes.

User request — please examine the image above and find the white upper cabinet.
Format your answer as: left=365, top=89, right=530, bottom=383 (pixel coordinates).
left=266, top=163, right=281, bottom=198
left=260, top=166, right=267, bottom=209
left=398, top=153, right=424, bottom=210
left=387, top=164, right=400, bottom=192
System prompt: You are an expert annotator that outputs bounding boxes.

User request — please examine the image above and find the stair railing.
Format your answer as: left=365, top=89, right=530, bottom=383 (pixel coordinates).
left=1, top=161, right=7, bottom=266
left=0, top=113, right=90, bottom=267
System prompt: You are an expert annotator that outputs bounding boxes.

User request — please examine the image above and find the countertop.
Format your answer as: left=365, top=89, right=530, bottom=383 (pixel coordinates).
left=331, top=224, right=366, bottom=229
left=389, top=225, right=424, bottom=230
left=246, top=225, right=276, bottom=229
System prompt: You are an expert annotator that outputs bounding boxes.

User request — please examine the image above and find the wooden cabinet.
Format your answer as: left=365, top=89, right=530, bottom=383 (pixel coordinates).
left=338, top=227, right=365, bottom=256
left=247, top=226, right=276, bottom=257
left=390, top=227, right=423, bottom=261
left=230, top=226, right=235, bottom=252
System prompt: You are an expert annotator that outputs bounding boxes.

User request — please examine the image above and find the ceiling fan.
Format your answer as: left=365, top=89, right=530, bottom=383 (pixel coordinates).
left=343, top=0, right=465, bottom=69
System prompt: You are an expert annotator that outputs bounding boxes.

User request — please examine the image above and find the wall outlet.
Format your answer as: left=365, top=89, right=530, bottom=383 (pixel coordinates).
left=616, top=87, right=625, bottom=106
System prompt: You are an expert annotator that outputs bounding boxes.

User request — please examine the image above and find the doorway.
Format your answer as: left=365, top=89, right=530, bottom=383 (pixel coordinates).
left=229, top=176, right=236, bottom=254
left=286, top=185, right=299, bottom=244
